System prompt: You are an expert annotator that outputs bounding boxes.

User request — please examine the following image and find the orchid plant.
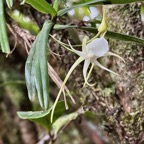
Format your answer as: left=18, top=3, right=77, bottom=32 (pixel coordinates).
left=50, top=6, right=125, bottom=122
left=50, top=33, right=125, bottom=122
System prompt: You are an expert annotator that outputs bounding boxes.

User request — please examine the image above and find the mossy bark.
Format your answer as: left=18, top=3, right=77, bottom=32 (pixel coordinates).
left=97, top=3, right=144, bottom=144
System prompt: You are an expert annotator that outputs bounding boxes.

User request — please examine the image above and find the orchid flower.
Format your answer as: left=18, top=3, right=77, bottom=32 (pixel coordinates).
left=70, top=36, right=125, bottom=85
left=50, top=6, right=124, bottom=123
left=50, top=35, right=125, bottom=122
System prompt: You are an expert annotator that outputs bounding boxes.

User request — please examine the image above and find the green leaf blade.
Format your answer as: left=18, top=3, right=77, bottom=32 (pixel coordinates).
left=53, top=0, right=61, bottom=11
left=9, top=10, right=39, bottom=35
left=17, top=101, right=65, bottom=131
left=54, top=24, right=144, bottom=45
left=6, top=0, right=13, bottom=9
left=52, top=112, right=78, bottom=135
left=57, top=0, right=144, bottom=17
left=17, top=110, right=51, bottom=119
left=58, top=0, right=105, bottom=16
left=25, top=0, right=57, bottom=17
left=17, top=109, right=51, bottom=131
left=80, top=27, right=144, bottom=45
left=0, top=0, right=10, bottom=54
left=25, top=21, right=54, bottom=110
left=25, top=42, right=36, bottom=101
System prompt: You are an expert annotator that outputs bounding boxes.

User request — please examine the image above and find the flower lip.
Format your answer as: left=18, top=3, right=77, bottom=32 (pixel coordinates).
left=86, top=37, right=109, bottom=58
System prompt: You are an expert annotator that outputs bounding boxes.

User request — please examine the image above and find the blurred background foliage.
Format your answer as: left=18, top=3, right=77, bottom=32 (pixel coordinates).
left=0, top=0, right=144, bottom=144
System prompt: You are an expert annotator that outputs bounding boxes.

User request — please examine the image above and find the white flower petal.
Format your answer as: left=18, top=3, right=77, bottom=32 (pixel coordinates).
left=83, top=63, right=95, bottom=87
left=82, top=36, right=87, bottom=53
left=72, top=49, right=86, bottom=57
left=105, top=52, right=125, bottom=63
left=68, top=40, right=86, bottom=57
left=93, top=60, right=119, bottom=75
left=83, top=60, right=90, bottom=84
left=86, top=37, right=109, bottom=57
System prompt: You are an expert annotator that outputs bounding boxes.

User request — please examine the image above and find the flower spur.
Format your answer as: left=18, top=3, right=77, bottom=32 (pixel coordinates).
left=50, top=35, right=125, bottom=122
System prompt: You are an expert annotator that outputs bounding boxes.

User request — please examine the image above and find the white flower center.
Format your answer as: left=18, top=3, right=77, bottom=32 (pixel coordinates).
left=87, top=50, right=94, bottom=58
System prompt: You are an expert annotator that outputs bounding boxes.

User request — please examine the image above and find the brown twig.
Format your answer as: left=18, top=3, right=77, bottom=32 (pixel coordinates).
left=48, top=62, right=76, bottom=104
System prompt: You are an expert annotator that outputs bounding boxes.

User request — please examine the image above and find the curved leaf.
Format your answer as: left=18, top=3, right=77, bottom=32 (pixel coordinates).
left=0, top=0, right=10, bottom=53
left=80, top=27, right=144, bottom=45
left=53, top=0, right=61, bottom=11
left=25, top=21, right=54, bottom=110
left=24, top=0, right=57, bottom=17
left=54, top=24, right=144, bottom=45
left=52, top=112, right=78, bottom=135
left=17, top=101, right=65, bottom=131
left=58, top=0, right=105, bottom=16
left=6, top=0, right=13, bottom=9
left=58, top=0, right=144, bottom=17
left=9, top=10, right=39, bottom=35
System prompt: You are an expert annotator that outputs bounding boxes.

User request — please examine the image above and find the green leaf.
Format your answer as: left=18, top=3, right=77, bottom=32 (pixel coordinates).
left=52, top=112, right=78, bottom=135
left=17, top=101, right=65, bottom=131
left=54, top=24, right=144, bottom=45
left=0, top=0, right=10, bottom=54
left=80, top=27, right=144, bottom=45
left=24, top=0, right=57, bottom=17
left=9, top=10, right=39, bottom=35
left=58, top=0, right=105, bottom=16
left=6, top=0, right=13, bottom=9
left=18, top=110, right=51, bottom=130
left=53, top=0, right=61, bottom=12
left=109, top=0, right=144, bottom=4
left=18, top=109, right=51, bottom=119
left=57, top=0, right=144, bottom=17
left=54, top=24, right=77, bottom=30
left=25, top=21, right=53, bottom=110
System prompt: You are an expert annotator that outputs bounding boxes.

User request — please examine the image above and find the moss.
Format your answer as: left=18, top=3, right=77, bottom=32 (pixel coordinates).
left=102, top=3, right=144, bottom=143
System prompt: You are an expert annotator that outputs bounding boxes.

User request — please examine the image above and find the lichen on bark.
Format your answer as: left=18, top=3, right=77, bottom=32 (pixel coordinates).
left=103, top=2, right=144, bottom=143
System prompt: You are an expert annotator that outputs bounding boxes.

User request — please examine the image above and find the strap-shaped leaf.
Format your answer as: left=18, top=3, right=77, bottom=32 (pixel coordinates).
left=6, top=0, right=13, bottom=9
left=52, top=107, right=84, bottom=135
left=25, top=21, right=53, bottom=110
left=54, top=24, right=144, bottom=45
left=58, top=0, right=105, bottom=16
left=24, top=0, right=57, bottom=17
left=58, top=0, right=144, bottom=16
left=0, top=0, right=10, bottom=53
left=17, top=101, right=65, bottom=131
left=53, top=0, right=61, bottom=12
left=52, top=112, right=78, bottom=135
left=80, top=27, right=144, bottom=45
left=9, top=10, right=39, bottom=35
